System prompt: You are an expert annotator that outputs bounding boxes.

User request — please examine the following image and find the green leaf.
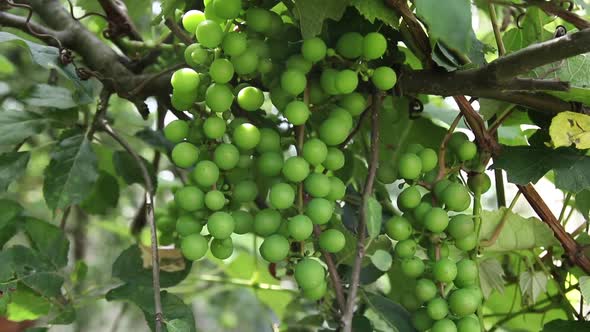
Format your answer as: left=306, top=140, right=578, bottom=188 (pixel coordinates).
left=414, top=0, right=484, bottom=65
left=0, top=199, right=22, bottom=248
left=370, top=249, right=392, bottom=272
left=43, top=130, right=98, bottom=210
left=366, top=196, right=382, bottom=239
left=479, top=257, right=506, bottom=298
left=293, top=0, right=351, bottom=38
left=0, top=109, right=51, bottom=147
left=80, top=171, right=120, bottom=215
left=479, top=208, right=559, bottom=252
left=542, top=319, right=590, bottom=331
left=6, top=288, right=51, bottom=322
left=502, top=8, right=553, bottom=54
left=493, top=145, right=590, bottom=192
left=25, top=84, right=77, bottom=109
left=351, top=0, right=399, bottom=28
left=136, top=128, right=174, bottom=153
left=24, top=218, right=69, bottom=269
left=362, top=292, right=415, bottom=332
left=538, top=53, right=590, bottom=106
left=549, top=111, right=590, bottom=149
left=519, top=271, right=548, bottom=304
left=576, top=190, right=590, bottom=219
left=113, top=151, right=157, bottom=190
left=167, top=319, right=192, bottom=332
left=0, top=152, right=30, bottom=191
left=579, top=276, right=590, bottom=304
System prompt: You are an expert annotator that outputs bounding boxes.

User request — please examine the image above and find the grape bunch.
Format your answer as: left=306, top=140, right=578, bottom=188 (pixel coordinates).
left=384, top=134, right=490, bottom=332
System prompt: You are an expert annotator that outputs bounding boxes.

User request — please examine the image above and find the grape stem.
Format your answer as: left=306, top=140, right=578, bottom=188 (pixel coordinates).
left=341, top=92, right=383, bottom=332
left=339, top=97, right=374, bottom=149
left=313, top=226, right=347, bottom=313
left=435, top=113, right=463, bottom=181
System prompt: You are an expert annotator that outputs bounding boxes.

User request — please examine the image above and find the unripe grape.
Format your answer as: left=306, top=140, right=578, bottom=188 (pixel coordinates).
left=468, top=173, right=491, bottom=194
left=431, top=319, right=457, bottom=332
left=385, top=215, right=413, bottom=241
left=204, top=0, right=222, bottom=22
left=231, top=49, right=259, bottom=75
left=457, top=141, right=477, bottom=161
left=236, top=86, right=264, bottom=111
left=427, top=297, right=449, bottom=320
left=176, top=215, right=203, bottom=236
left=323, top=148, right=345, bottom=171
left=433, top=258, right=457, bottom=283
left=424, top=207, right=449, bottom=233
left=157, top=216, right=176, bottom=233
left=288, top=215, right=313, bottom=241
left=455, top=259, right=479, bottom=288
left=196, top=20, right=224, bottom=48
left=233, top=123, right=260, bottom=150
left=286, top=54, right=312, bottom=74
left=172, top=142, right=199, bottom=168
left=246, top=8, right=272, bottom=33
left=406, top=143, right=424, bottom=154
left=222, top=32, right=247, bottom=57
left=363, top=32, right=387, bottom=60
left=259, top=234, right=289, bottom=262
left=181, top=234, right=208, bottom=260
left=397, top=186, right=422, bottom=211
left=212, top=0, right=241, bottom=19
left=325, top=177, right=346, bottom=201
left=294, top=258, right=325, bottom=289
left=301, top=37, right=327, bottom=62
left=184, top=43, right=201, bottom=67
left=447, top=214, right=474, bottom=239
left=209, top=58, right=234, bottom=83
left=448, top=132, right=469, bottom=151
left=427, top=243, right=450, bottom=260
left=203, top=116, right=226, bottom=139
left=448, top=288, right=479, bottom=317
left=433, top=179, right=452, bottom=199
left=210, top=237, right=233, bottom=260
left=182, top=10, right=206, bottom=34
left=371, top=66, right=397, bottom=90
left=309, top=79, right=328, bottom=104
left=164, top=120, right=189, bottom=143
left=233, top=180, right=258, bottom=203
left=207, top=211, right=234, bottom=239
left=206, top=83, right=234, bottom=113
left=254, top=208, right=282, bottom=236
left=303, top=281, right=327, bottom=300
left=257, top=152, right=284, bottom=176
left=415, top=278, right=438, bottom=302
left=336, top=32, right=364, bottom=59
left=401, top=257, right=425, bottom=278
left=395, top=239, right=417, bottom=258
left=319, top=118, right=349, bottom=146
left=175, top=186, right=205, bottom=211
left=419, top=148, right=438, bottom=173
left=335, top=69, right=358, bottom=94
left=413, top=201, right=432, bottom=224
left=305, top=198, right=334, bottom=225
left=412, top=308, right=434, bottom=332
left=171, top=68, right=200, bottom=93
left=282, top=156, right=310, bottom=182
left=191, top=160, right=220, bottom=187
left=455, top=232, right=478, bottom=251
left=456, top=316, right=480, bottom=332
left=302, top=138, right=328, bottom=166
left=237, top=154, right=253, bottom=169
left=191, top=45, right=211, bottom=65
left=331, top=107, right=354, bottom=129
left=319, top=229, right=345, bottom=253
left=213, top=143, right=240, bottom=170
left=441, top=183, right=471, bottom=212
left=269, top=183, right=295, bottom=209
left=249, top=38, right=270, bottom=58
left=377, top=163, right=397, bottom=184
left=205, top=190, right=226, bottom=210
left=270, top=86, right=293, bottom=110
left=284, top=100, right=310, bottom=125
left=304, top=173, right=331, bottom=198
left=339, top=92, right=367, bottom=116
left=232, top=210, right=253, bottom=234
left=398, top=153, right=423, bottom=180
left=401, top=292, right=421, bottom=311
left=320, top=68, right=340, bottom=95
left=281, top=69, right=307, bottom=96
left=257, top=128, right=281, bottom=153
left=171, top=89, right=196, bottom=110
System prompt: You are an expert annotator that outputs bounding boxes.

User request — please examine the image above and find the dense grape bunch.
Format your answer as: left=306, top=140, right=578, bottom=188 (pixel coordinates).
left=159, top=0, right=484, bottom=319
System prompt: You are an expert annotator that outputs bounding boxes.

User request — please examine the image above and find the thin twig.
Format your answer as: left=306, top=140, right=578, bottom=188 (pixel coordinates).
left=436, top=113, right=463, bottom=181
left=488, top=1, right=506, bottom=57
left=60, top=206, right=72, bottom=229
left=339, top=98, right=373, bottom=149
left=313, top=225, right=346, bottom=313
left=342, top=92, right=382, bottom=332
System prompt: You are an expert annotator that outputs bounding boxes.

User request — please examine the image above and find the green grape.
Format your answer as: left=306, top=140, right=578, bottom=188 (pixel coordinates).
left=282, top=156, right=310, bottom=182
left=184, top=43, right=201, bottom=67
left=455, top=259, right=478, bottom=288
left=413, top=201, right=432, bottom=223
left=281, top=69, right=307, bottom=96
left=182, top=10, right=206, bottom=34
left=331, top=107, right=354, bottom=129
left=212, top=0, right=241, bottom=19
left=206, top=83, right=234, bottom=113
left=305, top=198, right=334, bottom=225
left=248, top=39, right=270, bottom=58
left=431, top=319, right=457, bottom=332
left=335, top=69, right=359, bottom=94
left=303, top=281, right=327, bottom=300
left=288, top=215, right=313, bottom=241
left=205, top=190, right=226, bottom=210
left=448, top=132, right=469, bottom=151
left=257, top=128, right=281, bottom=153
left=266, top=11, right=284, bottom=37
left=433, top=258, right=457, bottom=283
left=164, top=119, right=189, bottom=143
left=254, top=208, right=282, bottom=236
left=196, top=20, right=224, bottom=48
left=406, top=143, right=424, bottom=154
left=415, top=278, right=438, bottom=302
left=457, top=141, right=477, bottom=161
left=363, top=32, right=387, bottom=60
left=231, top=49, right=259, bottom=75
left=419, top=148, right=438, bottom=173
left=222, top=31, right=247, bottom=57
left=456, top=316, right=480, bottom=332
left=214, top=143, right=240, bottom=170
left=339, top=92, right=367, bottom=116
left=269, top=183, right=295, bottom=209
left=284, top=100, right=310, bottom=125
left=401, top=257, right=425, bottom=278
left=427, top=297, right=449, bottom=320
left=211, top=238, right=233, bottom=259
left=237, top=86, right=264, bottom=111
left=336, top=32, right=364, bottom=59
left=412, top=308, right=434, bottom=332
left=319, top=229, right=345, bottom=253
left=371, top=66, right=397, bottom=91
left=191, top=45, right=211, bottom=65
left=171, top=89, right=195, bottom=110
left=207, top=211, right=234, bottom=239
left=319, top=117, right=350, bottom=146
left=427, top=243, right=450, bottom=260
left=320, top=68, right=340, bottom=95
left=326, top=177, right=346, bottom=201
left=397, top=186, right=422, bottom=211
left=191, top=160, right=220, bottom=187
left=468, top=173, right=491, bottom=194
left=245, top=8, right=272, bottom=33
left=433, top=179, right=452, bottom=199
left=377, top=163, right=396, bottom=184
left=237, top=154, right=253, bottom=168
left=385, top=215, right=413, bottom=241
left=455, top=232, right=477, bottom=251
left=286, top=54, right=312, bottom=74
left=181, top=234, right=208, bottom=260
left=301, top=37, right=327, bottom=62
left=257, top=152, right=284, bottom=176
left=270, top=86, right=293, bottom=110
left=203, top=116, right=226, bottom=139
left=441, top=183, right=471, bottom=212
left=398, top=153, right=423, bottom=180
left=209, top=58, right=234, bottom=83
left=171, top=68, right=200, bottom=93
left=176, top=215, right=203, bottom=236
left=232, top=210, right=253, bottom=234
left=401, top=292, right=422, bottom=311
left=447, top=214, right=474, bottom=239
left=157, top=216, right=176, bottom=233
left=171, top=142, right=199, bottom=168
left=304, top=173, right=331, bottom=198
left=323, top=148, right=345, bottom=171
left=233, top=123, right=260, bottom=150
left=294, top=258, right=325, bottom=289
left=395, top=239, right=417, bottom=258
left=448, top=289, right=479, bottom=317
left=424, top=207, right=449, bottom=233
left=259, top=234, right=289, bottom=262
left=302, top=138, right=328, bottom=166
left=175, top=186, right=205, bottom=212
left=233, top=180, right=258, bottom=203
left=204, top=1, right=223, bottom=22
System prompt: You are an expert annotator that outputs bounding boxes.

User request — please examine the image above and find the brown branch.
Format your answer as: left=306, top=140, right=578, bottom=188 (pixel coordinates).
left=164, top=18, right=193, bottom=45
left=97, top=0, right=142, bottom=41
left=518, top=184, right=590, bottom=274
left=0, top=11, right=67, bottom=47
left=526, top=0, right=590, bottom=30
left=342, top=92, right=382, bottom=332
left=454, top=96, right=500, bottom=154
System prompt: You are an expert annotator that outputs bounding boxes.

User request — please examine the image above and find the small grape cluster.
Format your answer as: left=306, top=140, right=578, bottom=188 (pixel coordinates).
left=384, top=134, right=490, bottom=332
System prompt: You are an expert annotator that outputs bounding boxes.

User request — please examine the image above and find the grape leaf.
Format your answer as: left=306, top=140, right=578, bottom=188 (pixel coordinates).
left=502, top=8, right=553, bottom=54
left=43, top=130, right=98, bottom=210
left=0, top=109, right=52, bottom=147
left=576, top=190, right=590, bottom=219
left=293, top=0, right=351, bottom=38
left=536, top=53, right=590, bottom=106
left=549, top=111, right=590, bottom=149
left=6, top=288, right=51, bottom=322
left=80, top=171, right=120, bottom=215
left=479, top=257, right=506, bottom=298
left=136, top=128, right=174, bottom=153
left=579, top=276, right=590, bottom=304
left=24, top=218, right=69, bottom=269
left=366, top=196, right=382, bottom=239
left=542, top=320, right=590, bottom=331
left=113, top=151, right=157, bottom=190
left=25, top=84, right=77, bottom=109
left=519, top=271, right=548, bottom=304
left=167, top=319, right=192, bottom=332
left=351, top=0, right=399, bottom=28
left=479, top=208, right=559, bottom=252
left=362, top=292, right=414, bottom=332
left=0, top=152, right=30, bottom=191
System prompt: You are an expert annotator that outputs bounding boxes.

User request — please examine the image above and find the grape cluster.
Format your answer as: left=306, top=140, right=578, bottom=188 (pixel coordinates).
left=384, top=134, right=489, bottom=332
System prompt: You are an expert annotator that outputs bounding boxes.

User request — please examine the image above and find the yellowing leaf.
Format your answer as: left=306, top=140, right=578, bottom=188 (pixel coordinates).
left=550, top=111, right=590, bottom=150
